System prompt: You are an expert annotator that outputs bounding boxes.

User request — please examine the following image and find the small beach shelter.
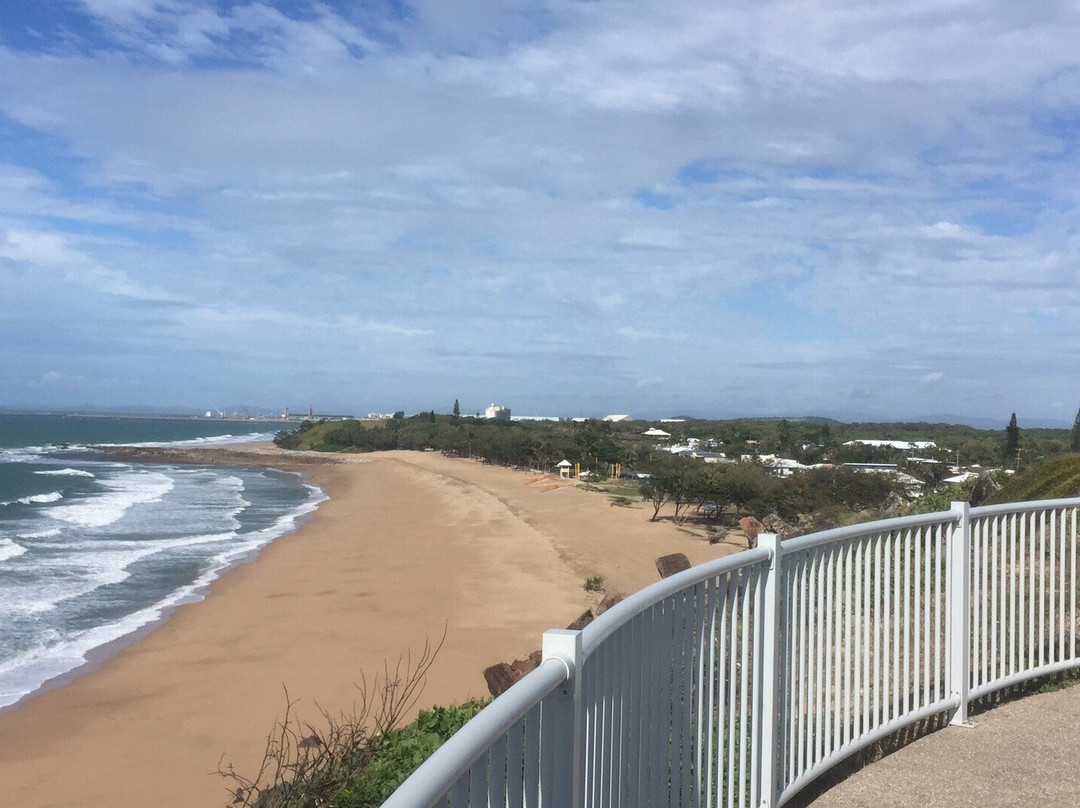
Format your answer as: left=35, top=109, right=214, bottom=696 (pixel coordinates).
left=557, top=459, right=574, bottom=478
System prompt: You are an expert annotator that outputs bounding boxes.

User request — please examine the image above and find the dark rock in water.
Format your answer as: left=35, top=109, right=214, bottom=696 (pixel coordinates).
left=969, top=473, right=1001, bottom=507
left=656, top=553, right=691, bottom=579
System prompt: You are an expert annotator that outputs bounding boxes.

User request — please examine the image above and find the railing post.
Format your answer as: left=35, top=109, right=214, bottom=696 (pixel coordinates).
left=541, top=629, right=583, bottom=808
left=757, top=532, right=783, bottom=808
left=947, top=501, right=972, bottom=726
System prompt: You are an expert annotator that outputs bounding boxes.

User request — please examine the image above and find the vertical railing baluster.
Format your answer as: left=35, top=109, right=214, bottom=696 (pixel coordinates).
left=726, top=576, right=739, bottom=808
left=947, top=502, right=971, bottom=726
left=843, top=539, right=854, bottom=749
left=1067, top=507, right=1075, bottom=661
left=738, top=573, right=752, bottom=808
left=997, top=514, right=1006, bottom=682
left=803, top=548, right=812, bottom=777
left=756, top=534, right=782, bottom=808
left=874, top=534, right=884, bottom=728
left=891, top=529, right=901, bottom=722
left=824, top=545, right=835, bottom=756
left=1039, top=510, right=1047, bottom=669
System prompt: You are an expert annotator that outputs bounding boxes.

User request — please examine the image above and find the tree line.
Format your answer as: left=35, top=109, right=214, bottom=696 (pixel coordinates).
left=639, top=453, right=903, bottom=527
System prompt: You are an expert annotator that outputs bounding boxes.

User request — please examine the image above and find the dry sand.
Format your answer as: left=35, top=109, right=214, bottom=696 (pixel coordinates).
left=0, top=448, right=740, bottom=808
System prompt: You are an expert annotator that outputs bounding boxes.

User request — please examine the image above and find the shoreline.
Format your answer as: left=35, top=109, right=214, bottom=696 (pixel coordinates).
left=0, top=446, right=737, bottom=807
left=0, top=455, right=326, bottom=717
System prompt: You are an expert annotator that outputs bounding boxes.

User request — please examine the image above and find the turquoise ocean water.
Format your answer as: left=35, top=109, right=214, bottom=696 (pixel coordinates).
left=0, top=413, right=324, bottom=710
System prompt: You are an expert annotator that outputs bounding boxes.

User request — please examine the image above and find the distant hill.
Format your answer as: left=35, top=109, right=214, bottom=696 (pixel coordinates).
left=988, top=455, right=1080, bottom=504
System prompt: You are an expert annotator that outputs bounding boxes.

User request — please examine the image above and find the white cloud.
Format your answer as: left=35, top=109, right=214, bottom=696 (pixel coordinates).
left=0, top=2, right=1078, bottom=418
left=362, top=321, right=434, bottom=337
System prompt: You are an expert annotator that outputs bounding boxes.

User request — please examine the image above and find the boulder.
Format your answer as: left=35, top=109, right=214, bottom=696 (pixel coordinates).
left=656, top=553, right=692, bottom=579
left=597, top=591, right=624, bottom=614
left=761, top=513, right=794, bottom=536
left=969, top=472, right=1001, bottom=507
left=483, top=662, right=518, bottom=697
left=566, top=608, right=595, bottom=631
left=739, top=516, right=763, bottom=548
left=880, top=491, right=909, bottom=517
left=510, top=650, right=542, bottom=679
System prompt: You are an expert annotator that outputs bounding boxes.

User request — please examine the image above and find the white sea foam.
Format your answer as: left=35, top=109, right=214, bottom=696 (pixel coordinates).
left=35, top=468, right=95, bottom=478
left=104, top=431, right=276, bottom=449
left=0, top=539, right=26, bottom=562
left=17, top=491, right=64, bottom=505
left=16, top=528, right=61, bottom=540
left=0, top=479, right=326, bottom=710
left=45, top=470, right=174, bottom=528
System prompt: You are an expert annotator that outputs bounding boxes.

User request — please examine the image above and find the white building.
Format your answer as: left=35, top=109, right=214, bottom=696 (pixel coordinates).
left=843, top=439, right=937, bottom=451
left=484, top=404, right=511, bottom=420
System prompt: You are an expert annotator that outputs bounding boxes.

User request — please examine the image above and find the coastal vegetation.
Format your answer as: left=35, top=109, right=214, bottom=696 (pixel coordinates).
left=987, top=454, right=1080, bottom=504
left=250, top=416, right=1080, bottom=806
left=276, top=412, right=1075, bottom=472
left=276, top=412, right=1079, bottom=529
left=218, top=638, right=490, bottom=808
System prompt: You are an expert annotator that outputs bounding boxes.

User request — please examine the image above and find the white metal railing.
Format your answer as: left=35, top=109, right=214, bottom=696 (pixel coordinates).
left=381, top=498, right=1080, bottom=808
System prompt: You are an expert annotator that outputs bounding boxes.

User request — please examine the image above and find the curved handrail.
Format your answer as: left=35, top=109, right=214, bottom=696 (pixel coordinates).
left=380, top=658, right=568, bottom=808
left=579, top=546, right=770, bottom=657
left=383, top=497, right=1080, bottom=808
left=971, top=496, right=1080, bottom=518
left=782, top=508, right=956, bottom=554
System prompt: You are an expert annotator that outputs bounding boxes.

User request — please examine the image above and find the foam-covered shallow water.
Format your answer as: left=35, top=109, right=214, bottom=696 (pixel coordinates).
left=0, top=414, right=323, bottom=710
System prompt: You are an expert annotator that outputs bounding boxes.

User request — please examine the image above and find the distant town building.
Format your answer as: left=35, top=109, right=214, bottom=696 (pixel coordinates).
left=660, top=418, right=687, bottom=423
left=843, top=439, right=937, bottom=451
left=484, top=404, right=511, bottom=420
left=642, top=428, right=671, bottom=438
left=603, top=414, right=632, bottom=422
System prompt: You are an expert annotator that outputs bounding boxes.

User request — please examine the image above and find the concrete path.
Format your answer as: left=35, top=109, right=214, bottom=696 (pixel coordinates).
left=809, top=683, right=1080, bottom=807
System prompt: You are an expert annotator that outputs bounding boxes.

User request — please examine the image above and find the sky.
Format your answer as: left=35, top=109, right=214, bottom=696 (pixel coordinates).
left=1, top=1, right=1079, bottom=423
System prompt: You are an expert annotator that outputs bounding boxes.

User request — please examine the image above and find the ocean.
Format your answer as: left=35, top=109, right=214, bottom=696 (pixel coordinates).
left=0, top=413, right=325, bottom=710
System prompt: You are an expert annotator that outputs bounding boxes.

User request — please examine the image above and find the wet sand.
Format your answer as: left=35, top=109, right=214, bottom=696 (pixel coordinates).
left=0, top=448, right=738, bottom=807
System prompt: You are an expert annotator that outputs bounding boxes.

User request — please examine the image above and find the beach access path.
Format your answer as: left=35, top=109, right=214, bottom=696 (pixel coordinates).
left=0, top=448, right=736, bottom=808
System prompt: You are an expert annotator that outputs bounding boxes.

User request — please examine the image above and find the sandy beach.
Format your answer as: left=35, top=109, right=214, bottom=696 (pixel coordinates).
left=0, top=448, right=738, bottom=808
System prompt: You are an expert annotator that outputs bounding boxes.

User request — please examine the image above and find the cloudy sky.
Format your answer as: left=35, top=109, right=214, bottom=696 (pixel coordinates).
left=1, top=1, right=1078, bottom=422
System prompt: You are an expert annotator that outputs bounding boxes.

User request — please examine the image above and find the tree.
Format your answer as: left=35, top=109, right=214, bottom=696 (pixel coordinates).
left=1005, top=412, right=1020, bottom=467
left=776, top=419, right=793, bottom=455
left=722, top=461, right=771, bottom=515
left=640, top=455, right=699, bottom=522
left=1072, top=407, right=1080, bottom=452
left=453, top=399, right=460, bottom=418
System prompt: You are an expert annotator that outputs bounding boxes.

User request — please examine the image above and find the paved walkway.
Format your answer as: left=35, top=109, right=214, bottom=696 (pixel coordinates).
left=809, top=683, right=1080, bottom=807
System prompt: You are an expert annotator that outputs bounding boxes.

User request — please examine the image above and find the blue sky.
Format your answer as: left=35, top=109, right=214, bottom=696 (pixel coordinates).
left=1, top=0, right=1079, bottom=423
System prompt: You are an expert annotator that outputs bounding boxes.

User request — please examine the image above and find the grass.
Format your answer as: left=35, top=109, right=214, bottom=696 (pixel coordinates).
left=988, top=454, right=1080, bottom=504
